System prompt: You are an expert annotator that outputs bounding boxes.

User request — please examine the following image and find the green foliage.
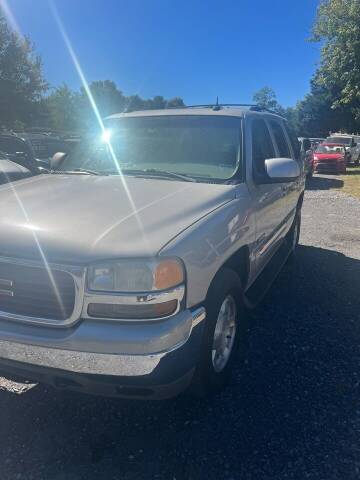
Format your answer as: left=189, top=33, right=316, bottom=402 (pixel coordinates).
left=80, top=80, right=125, bottom=119
left=42, top=84, right=80, bottom=131
left=313, top=0, right=360, bottom=114
left=0, top=15, right=47, bottom=129
left=41, top=81, right=186, bottom=132
left=252, top=87, right=284, bottom=114
left=256, top=1, right=360, bottom=137
left=310, top=0, right=360, bottom=130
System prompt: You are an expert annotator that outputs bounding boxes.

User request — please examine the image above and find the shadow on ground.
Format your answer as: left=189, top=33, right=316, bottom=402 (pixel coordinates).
left=1, top=245, right=360, bottom=479
left=346, top=168, right=360, bottom=176
left=306, top=175, right=344, bottom=190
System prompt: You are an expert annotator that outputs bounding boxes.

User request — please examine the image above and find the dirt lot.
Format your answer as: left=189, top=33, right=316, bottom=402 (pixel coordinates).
left=1, top=174, right=360, bottom=480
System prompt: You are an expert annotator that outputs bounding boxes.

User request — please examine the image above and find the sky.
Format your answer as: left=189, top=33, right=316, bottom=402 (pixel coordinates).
left=4, top=0, right=321, bottom=107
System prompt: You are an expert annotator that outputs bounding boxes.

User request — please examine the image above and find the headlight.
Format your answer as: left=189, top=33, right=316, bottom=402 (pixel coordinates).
left=87, top=258, right=184, bottom=293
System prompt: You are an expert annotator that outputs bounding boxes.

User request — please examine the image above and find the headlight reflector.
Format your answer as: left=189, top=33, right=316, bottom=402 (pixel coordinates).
left=87, top=258, right=184, bottom=293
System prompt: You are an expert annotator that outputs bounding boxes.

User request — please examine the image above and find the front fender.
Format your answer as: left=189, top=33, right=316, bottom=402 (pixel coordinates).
left=160, top=184, right=256, bottom=308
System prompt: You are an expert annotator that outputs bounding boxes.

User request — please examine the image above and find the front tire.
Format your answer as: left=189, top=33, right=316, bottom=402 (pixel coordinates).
left=190, top=268, right=248, bottom=397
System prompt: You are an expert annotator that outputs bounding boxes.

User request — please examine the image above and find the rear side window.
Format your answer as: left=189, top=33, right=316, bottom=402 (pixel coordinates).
left=251, top=119, right=275, bottom=175
left=269, top=120, right=291, bottom=158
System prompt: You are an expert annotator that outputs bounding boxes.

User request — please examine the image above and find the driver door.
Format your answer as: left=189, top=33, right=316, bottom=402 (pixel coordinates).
left=247, top=118, right=285, bottom=275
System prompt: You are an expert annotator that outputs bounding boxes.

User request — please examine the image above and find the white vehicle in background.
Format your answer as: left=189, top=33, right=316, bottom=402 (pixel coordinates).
left=326, top=133, right=360, bottom=165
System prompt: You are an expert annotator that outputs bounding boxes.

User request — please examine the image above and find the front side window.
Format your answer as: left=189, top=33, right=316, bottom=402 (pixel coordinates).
left=251, top=119, right=275, bottom=176
left=59, top=115, right=242, bottom=181
left=269, top=120, right=291, bottom=158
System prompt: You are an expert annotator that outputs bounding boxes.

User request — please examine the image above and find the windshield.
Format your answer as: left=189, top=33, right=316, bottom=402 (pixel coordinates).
left=326, top=136, right=351, bottom=145
left=58, top=115, right=242, bottom=181
left=316, top=145, right=345, bottom=154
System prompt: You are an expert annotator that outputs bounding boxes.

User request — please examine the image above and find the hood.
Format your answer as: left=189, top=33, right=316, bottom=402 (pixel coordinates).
left=0, top=174, right=235, bottom=263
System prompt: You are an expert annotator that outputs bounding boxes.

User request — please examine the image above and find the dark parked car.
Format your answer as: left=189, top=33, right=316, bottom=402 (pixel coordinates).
left=0, top=153, right=32, bottom=185
left=298, top=137, right=314, bottom=178
left=0, top=132, right=68, bottom=171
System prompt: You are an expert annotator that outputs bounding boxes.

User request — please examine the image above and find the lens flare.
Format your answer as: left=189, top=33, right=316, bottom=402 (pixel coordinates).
left=0, top=2, right=66, bottom=317
left=50, top=1, right=150, bottom=249
left=0, top=172, right=67, bottom=318
left=0, top=0, right=22, bottom=37
left=101, top=129, right=111, bottom=143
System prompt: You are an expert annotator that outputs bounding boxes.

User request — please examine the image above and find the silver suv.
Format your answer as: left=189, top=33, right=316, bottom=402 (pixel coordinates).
left=0, top=105, right=304, bottom=399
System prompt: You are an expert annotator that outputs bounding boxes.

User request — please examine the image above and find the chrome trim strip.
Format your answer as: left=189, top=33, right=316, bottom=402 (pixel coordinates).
left=82, top=285, right=186, bottom=321
left=0, top=289, right=14, bottom=297
left=191, top=306, right=206, bottom=328
left=258, top=208, right=295, bottom=257
left=0, top=339, right=164, bottom=376
left=0, top=256, right=85, bottom=327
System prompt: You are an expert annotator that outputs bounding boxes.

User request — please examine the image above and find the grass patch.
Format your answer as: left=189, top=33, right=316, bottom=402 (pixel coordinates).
left=337, top=166, right=360, bottom=199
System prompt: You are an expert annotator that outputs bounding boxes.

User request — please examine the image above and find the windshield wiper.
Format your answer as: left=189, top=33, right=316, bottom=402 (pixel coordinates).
left=120, top=168, right=196, bottom=182
left=53, top=168, right=104, bottom=176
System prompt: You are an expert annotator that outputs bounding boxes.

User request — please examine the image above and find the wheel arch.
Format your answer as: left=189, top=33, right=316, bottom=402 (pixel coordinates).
left=205, top=245, right=250, bottom=302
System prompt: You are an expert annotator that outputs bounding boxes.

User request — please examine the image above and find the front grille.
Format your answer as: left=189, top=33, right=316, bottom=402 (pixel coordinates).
left=315, top=161, right=337, bottom=170
left=0, top=262, right=75, bottom=321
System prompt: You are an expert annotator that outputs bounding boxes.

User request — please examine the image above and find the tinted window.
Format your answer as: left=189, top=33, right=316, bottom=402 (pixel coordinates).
left=269, top=121, right=291, bottom=157
left=251, top=119, right=275, bottom=175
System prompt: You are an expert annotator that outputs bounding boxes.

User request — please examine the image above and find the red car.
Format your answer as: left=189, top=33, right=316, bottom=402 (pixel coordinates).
left=312, top=143, right=347, bottom=174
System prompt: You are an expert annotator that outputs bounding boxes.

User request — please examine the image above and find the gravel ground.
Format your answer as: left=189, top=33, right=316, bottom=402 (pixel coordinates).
left=1, top=174, right=360, bottom=480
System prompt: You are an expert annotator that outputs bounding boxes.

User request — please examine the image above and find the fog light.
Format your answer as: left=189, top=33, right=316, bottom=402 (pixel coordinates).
left=87, top=300, right=178, bottom=319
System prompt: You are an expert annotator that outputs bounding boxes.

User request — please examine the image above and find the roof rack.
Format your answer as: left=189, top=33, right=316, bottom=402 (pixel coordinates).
left=169, top=103, right=278, bottom=114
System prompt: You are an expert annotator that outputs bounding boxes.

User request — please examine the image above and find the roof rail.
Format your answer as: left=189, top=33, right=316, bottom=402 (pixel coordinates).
left=185, top=103, right=257, bottom=109
left=168, top=103, right=279, bottom=114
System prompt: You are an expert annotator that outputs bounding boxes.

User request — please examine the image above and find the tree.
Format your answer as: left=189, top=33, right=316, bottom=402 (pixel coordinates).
left=76, top=80, right=125, bottom=128
left=43, top=84, right=80, bottom=132
left=252, top=86, right=284, bottom=114
left=312, top=0, right=360, bottom=128
left=0, top=14, right=47, bottom=129
left=166, top=97, right=185, bottom=108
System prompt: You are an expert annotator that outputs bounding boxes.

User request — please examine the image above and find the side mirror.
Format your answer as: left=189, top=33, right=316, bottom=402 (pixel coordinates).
left=50, top=152, right=67, bottom=170
left=264, top=157, right=300, bottom=183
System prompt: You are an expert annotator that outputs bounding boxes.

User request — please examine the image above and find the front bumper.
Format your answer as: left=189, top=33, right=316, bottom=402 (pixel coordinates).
left=0, top=307, right=206, bottom=399
left=314, top=163, right=345, bottom=173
